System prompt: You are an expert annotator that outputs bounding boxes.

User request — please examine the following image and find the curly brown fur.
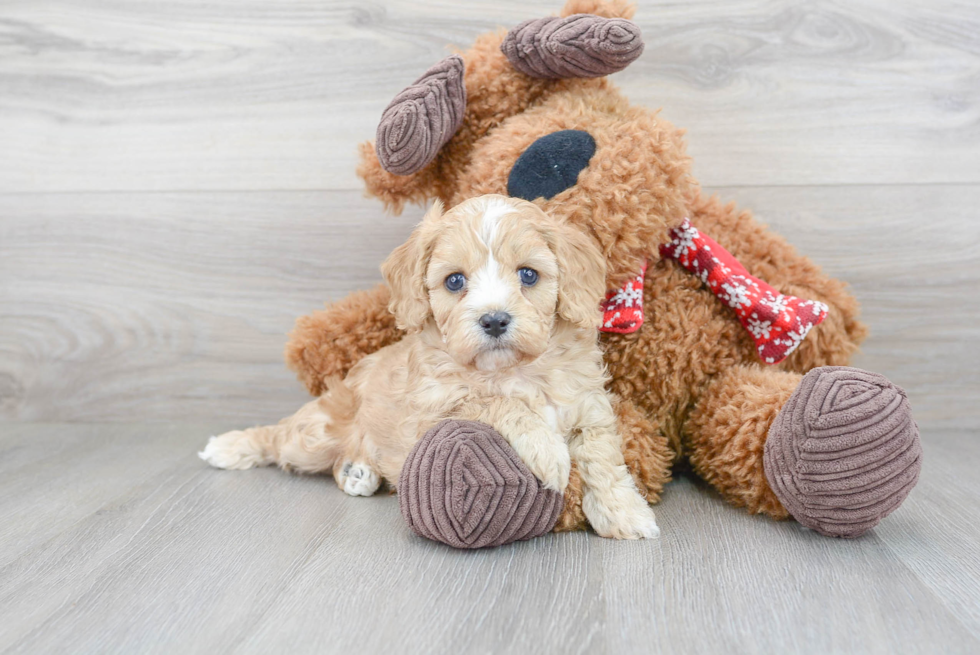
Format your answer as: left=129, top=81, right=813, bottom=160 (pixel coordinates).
left=447, top=83, right=695, bottom=288
left=285, top=284, right=402, bottom=395
left=554, top=463, right=587, bottom=532
left=684, top=366, right=798, bottom=518
left=288, top=0, right=873, bottom=532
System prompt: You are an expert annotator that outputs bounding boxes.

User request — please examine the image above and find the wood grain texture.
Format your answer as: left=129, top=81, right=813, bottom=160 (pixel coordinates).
left=1, top=185, right=976, bottom=427
left=1, top=423, right=978, bottom=654
left=0, top=0, right=978, bottom=193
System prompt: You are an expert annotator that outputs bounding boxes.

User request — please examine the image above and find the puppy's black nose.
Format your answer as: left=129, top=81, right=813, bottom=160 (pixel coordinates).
left=479, top=312, right=511, bottom=337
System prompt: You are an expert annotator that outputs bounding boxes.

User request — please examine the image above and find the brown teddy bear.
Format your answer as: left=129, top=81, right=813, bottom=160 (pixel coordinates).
left=286, top=0, right=921, bottom=539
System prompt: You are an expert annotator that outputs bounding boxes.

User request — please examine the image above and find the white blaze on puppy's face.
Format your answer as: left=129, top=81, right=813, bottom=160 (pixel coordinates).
left=425, top=196, right=562, bottom=370
left=462, top=200, right=511, bottom=314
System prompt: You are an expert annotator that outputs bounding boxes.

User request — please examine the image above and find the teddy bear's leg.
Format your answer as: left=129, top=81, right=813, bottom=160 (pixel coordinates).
left=684, top=365, right=922, bottom=537
left=684, top=365, right=799, bottom=519
left=398, top=420, right=564, bottom=548
left=284, top=284, right=401, bottom=396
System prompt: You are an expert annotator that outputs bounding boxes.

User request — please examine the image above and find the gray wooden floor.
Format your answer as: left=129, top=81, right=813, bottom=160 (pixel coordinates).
left=2, top=0, right=979, bottom=653
left=2, top=424, right=979, bottom=654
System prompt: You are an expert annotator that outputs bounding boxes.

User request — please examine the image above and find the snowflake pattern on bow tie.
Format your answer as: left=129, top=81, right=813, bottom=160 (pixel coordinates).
left=598, top=220, right=829, bottom=365
left=600, top=262, right=647, bottom=333
left=659, top=218, right=829, bottom=364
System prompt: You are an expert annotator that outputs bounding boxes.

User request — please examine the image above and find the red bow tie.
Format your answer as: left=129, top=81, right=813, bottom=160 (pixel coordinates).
left=600, top=219, right=828, bottom=365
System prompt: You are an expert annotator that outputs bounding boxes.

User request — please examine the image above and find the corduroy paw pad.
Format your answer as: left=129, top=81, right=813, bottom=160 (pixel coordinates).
left=399, top=420, right=564, bottom=549
left=763, top=366, right=922, bottom=538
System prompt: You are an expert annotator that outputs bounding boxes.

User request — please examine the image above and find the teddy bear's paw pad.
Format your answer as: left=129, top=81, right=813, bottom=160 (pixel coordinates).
left=375, top=55, right=466, bottom=176
left=502, top=14, right=644, bottom=79
left=198, top=432, right=271, bottom=470
left=399, top=420, right=564, bottom=549
left=342, top=462, right=381, bottom=497
left=764, top=366, right=922, bottom=538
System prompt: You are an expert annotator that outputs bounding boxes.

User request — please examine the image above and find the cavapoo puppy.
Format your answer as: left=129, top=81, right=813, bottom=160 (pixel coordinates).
left=200, top=195, right=659, bottom=539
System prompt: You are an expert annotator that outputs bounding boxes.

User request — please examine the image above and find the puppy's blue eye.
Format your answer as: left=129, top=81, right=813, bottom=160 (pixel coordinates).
left=445, top=273, right=466, bottom=292
left=518, top=267, right=538, bottom=286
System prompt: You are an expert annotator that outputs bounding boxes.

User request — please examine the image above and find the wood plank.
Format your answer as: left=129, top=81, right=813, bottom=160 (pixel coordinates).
left=601, top=462, right=980, bottom=652
left=0, top=423, right=978, bottom=653
left=0, top=422, right=222, bottom=568
left=0, top=423, right=360, bottom=653
left=0, top=0, right=977, bottom=193
left=2, top=185, right=976, bottom=428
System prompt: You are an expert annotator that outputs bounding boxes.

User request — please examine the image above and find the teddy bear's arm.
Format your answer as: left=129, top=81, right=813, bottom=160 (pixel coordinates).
left=284, top=284, right=402, bottom=396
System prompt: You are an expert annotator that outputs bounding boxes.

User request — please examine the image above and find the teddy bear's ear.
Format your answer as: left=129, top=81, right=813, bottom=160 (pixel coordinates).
left=375, top=56, right=466, bottom=177
left=380, top=200, right=444, bottom=332
left=357, top=56, right=465, bottom=215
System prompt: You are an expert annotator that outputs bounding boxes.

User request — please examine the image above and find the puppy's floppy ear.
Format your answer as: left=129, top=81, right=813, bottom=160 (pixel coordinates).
left=381, top=200, right=444, bottom=332
left=546, top=218, right=607, bottom=331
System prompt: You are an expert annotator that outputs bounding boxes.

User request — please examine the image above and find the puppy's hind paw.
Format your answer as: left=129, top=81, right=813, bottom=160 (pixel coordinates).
left=340, top=462, right=381, bottom=497
left=198, top=431, right=272, bottom=470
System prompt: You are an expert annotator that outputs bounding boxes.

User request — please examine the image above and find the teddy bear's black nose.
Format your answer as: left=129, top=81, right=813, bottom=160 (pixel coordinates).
left=507, top=129, right=596, bottom=202
left=479, top=312, right=511, bottom=337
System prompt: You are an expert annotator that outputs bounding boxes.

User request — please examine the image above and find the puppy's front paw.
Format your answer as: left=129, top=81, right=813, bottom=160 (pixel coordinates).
left=339, top=462, right=381, bottom=497
left=198, top=431, right=271, bottom=470
left=518, top=435, right=571, bottom=494
left=584, top=483, right=660, bottom=540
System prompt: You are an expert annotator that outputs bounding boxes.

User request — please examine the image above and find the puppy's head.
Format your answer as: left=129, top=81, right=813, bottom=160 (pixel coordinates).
left=382, top=194, right=606, bottom=370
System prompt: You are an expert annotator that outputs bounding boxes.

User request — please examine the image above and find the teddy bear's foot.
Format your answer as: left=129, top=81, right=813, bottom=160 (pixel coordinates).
left=764, top=366, right=922, bottom=538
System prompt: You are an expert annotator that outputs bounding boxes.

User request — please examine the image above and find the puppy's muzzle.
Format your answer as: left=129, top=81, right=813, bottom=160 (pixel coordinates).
left=479, top=311, right=511, bottom=338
